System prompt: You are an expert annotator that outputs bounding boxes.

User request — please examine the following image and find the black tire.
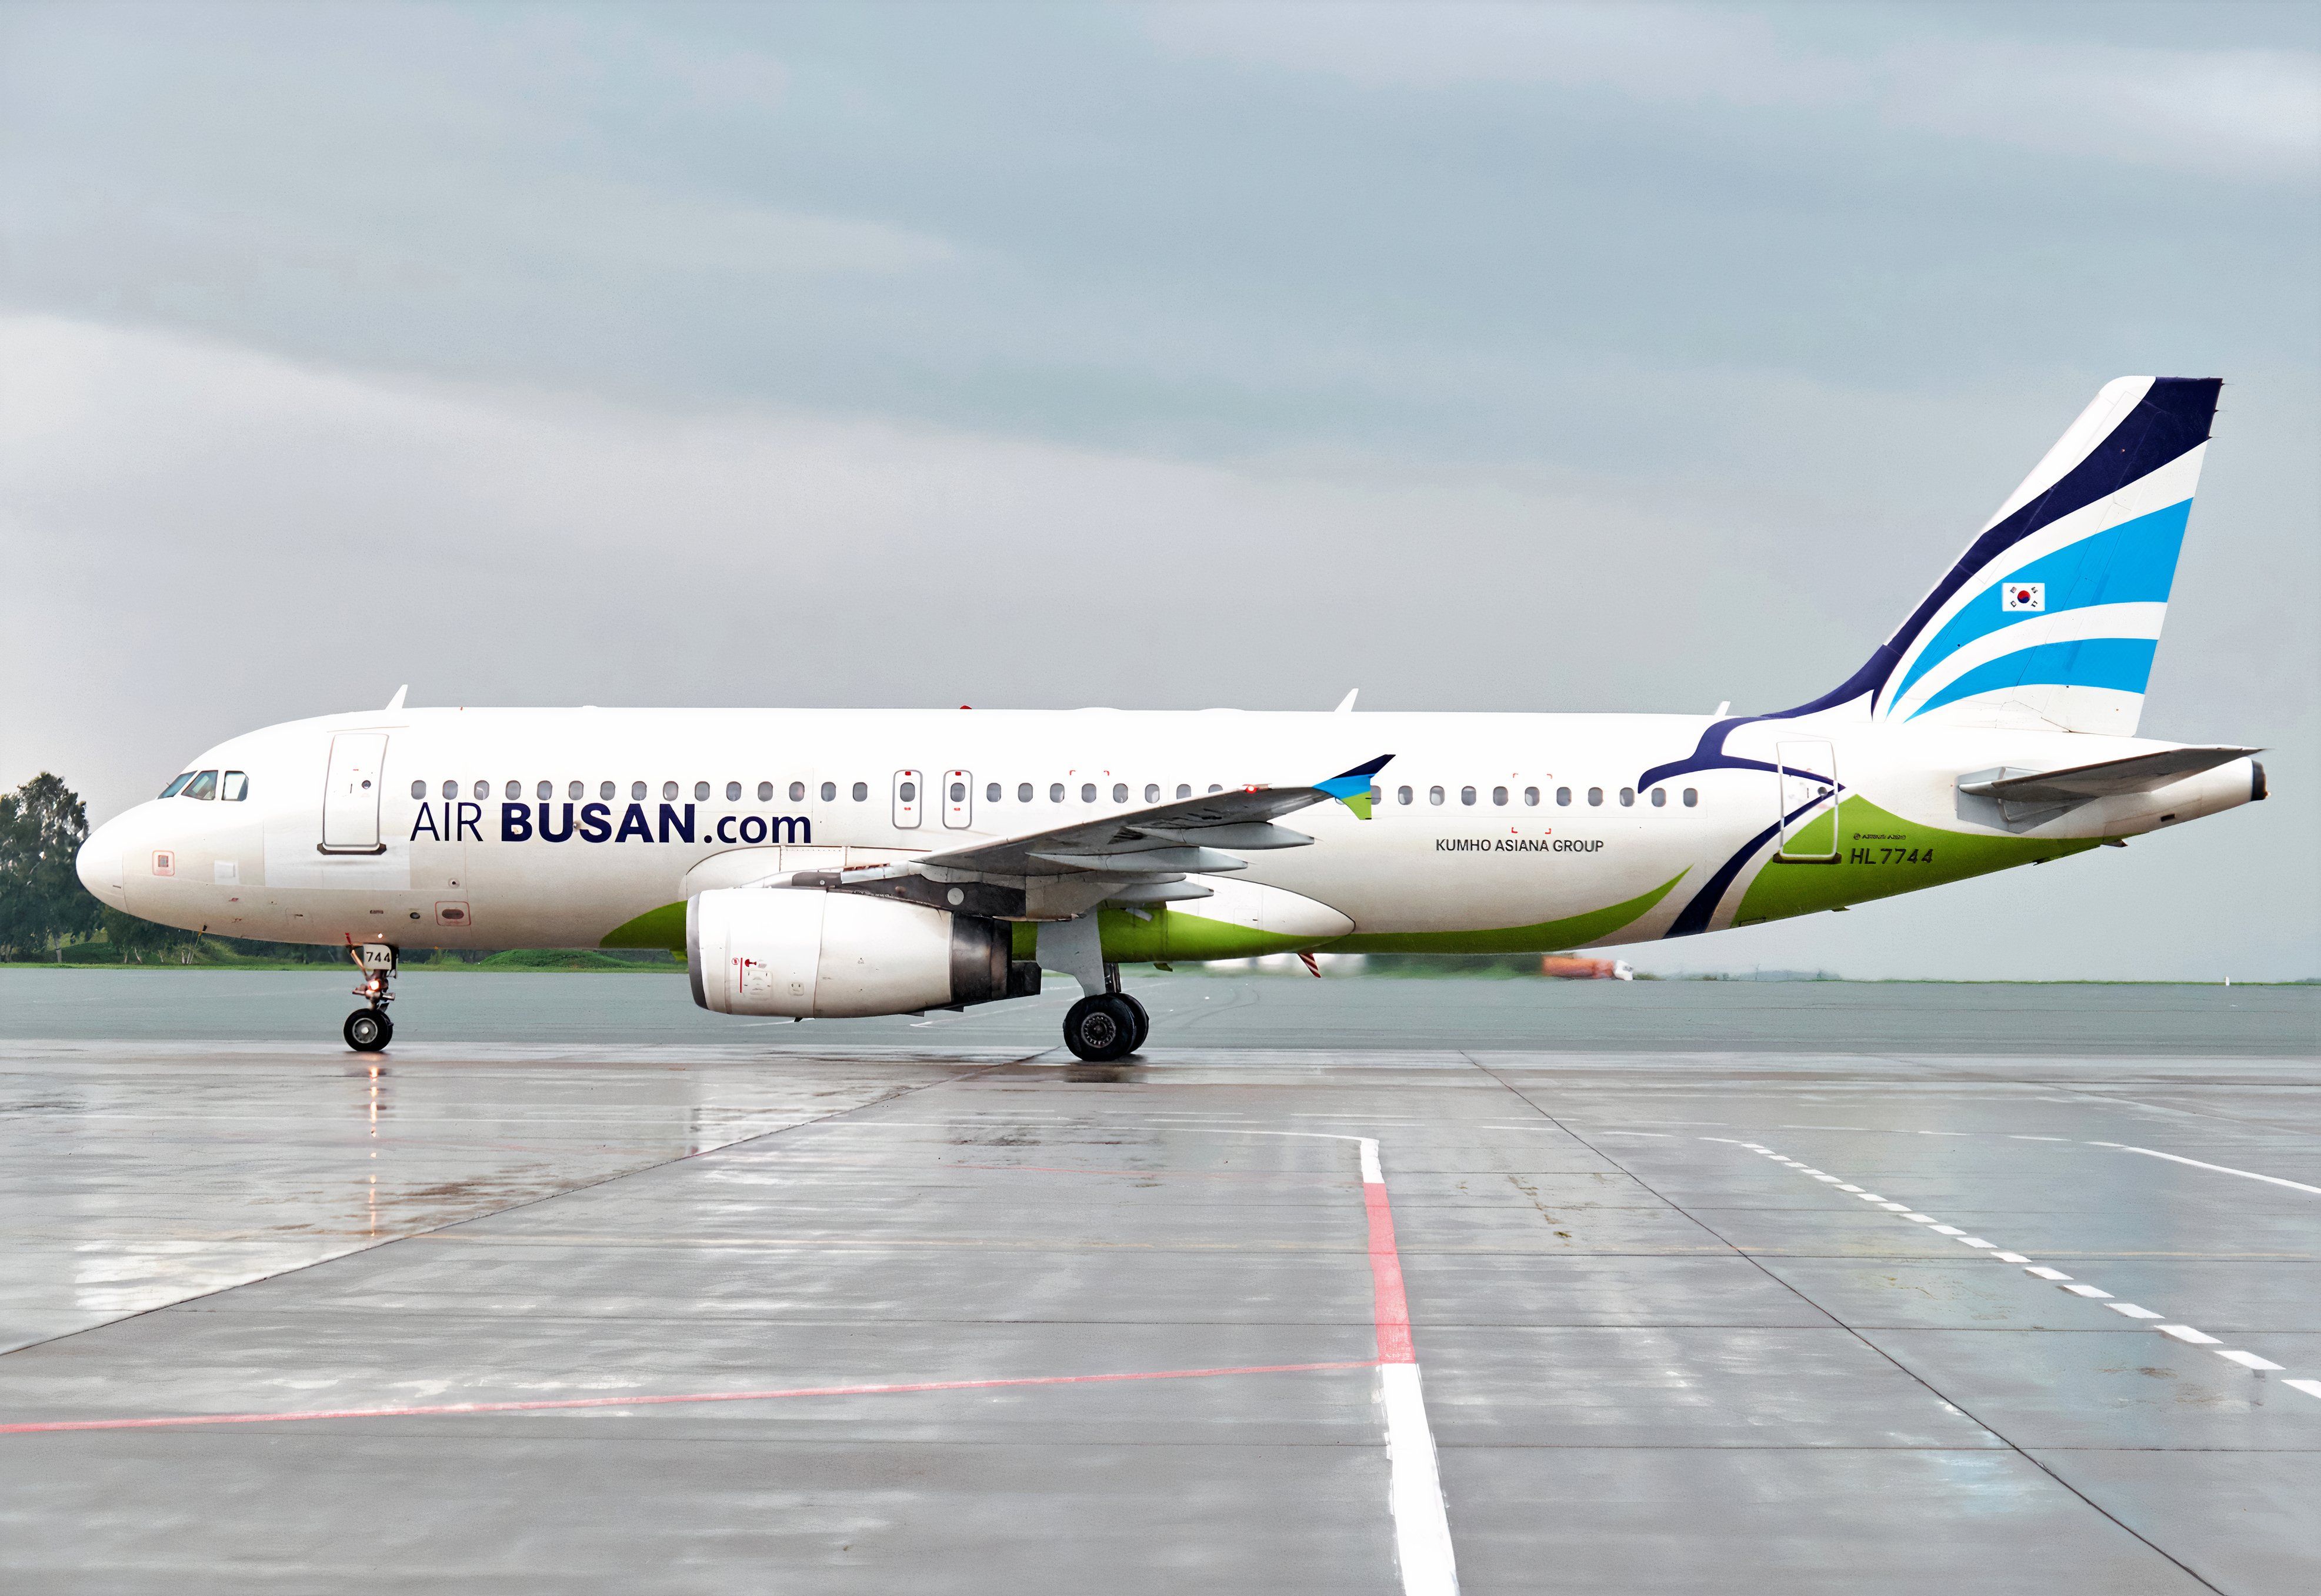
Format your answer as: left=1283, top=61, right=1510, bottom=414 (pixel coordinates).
left=345, top=1008, right=392, bottom=1053
left=1062, top=994, right=1138, bottom=1063
left=1119, top=993, right=1150, bottom=1054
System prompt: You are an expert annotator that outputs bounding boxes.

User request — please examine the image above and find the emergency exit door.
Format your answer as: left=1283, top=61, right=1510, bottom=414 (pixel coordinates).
left=321, top=733, right=388, bottom=853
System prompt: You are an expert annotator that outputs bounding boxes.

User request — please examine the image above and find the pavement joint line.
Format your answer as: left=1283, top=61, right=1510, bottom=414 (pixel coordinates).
left=1718, top=1137, right=2321, bottom=1404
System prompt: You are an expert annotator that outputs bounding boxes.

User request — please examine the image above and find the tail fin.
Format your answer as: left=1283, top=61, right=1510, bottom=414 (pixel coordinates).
left=1818, top=378, right=2220, bottom=736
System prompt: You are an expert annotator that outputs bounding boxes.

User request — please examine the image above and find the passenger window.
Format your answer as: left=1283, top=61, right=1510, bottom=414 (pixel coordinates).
left=602, top=782, right=616, bottom=800
left=1683, top=787, right=1699, bottom=807
left=1619, top=787, right=1635, bottom=807
left=1050, top=782, right=1065, bottom=802
left=184, top=770, right=218, bottom=800
left=1176, top=784, right=1192, bottom=799
left=728, top=782, right=743, bottom=802
left=220, top=772, right=248, bottom=801
left=950, top=781, right=966, bottom=803
left=1019, top=782, right=1034, bottom=802
left=1082, top=783, right=1098, bottom=803
left=475, top=780, right=489, bottom=801
left=662, top=782, right=678, bottom=801
left=1491, top=786, right=1508, bottom=806
left=695, top=782, right=711, bottom=801
left=160, top=773, right=195, bottom=799
left=412, top=780, right=428, bottom=800
left=1650, top=787, right=1666, bottom=807
left=1557, top=787, right=1572, bottom=806
left=632, top=782, right=647, bottom=800
left=569, top=781, right=583, bottom=800
left=1429, top=786, right=1444, bottom=806
left=986, top=782, right=1001, bottom=803
left=1524, top=787, right=1539, bottom=806
left=1208, top=784, right=1222, bottom=794
left=1461, top=786, right=1477, bottom=806
left=1112, top=783, right=1128, bottom=803
left=536, top=781, right=552, bottom=800
left=851, top=782, right=868, bottom=802
left=1145, top=783, right=1160, bottom=803
left=899, top=780, right=917, bottom=802
left=821, top=782, right=837, bottom=802
left=1588, top=787, right=1603, bottom=806
left=1398, top=786, right=1412, bottom=805
left=790, top=782, right=806, bottom=802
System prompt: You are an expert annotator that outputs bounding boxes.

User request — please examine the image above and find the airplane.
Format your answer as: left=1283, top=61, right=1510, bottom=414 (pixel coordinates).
left=77, top=376, right=2267, bottom=1061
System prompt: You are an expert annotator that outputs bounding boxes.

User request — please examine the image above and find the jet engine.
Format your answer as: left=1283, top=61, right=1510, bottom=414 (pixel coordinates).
left=686, top=887, right=1035, bottom=1017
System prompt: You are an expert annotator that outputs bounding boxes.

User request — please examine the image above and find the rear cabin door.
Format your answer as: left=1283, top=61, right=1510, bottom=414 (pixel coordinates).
left=321, top=733, right=388, bottom=853
left=1774, top=739, right=1838, bottom=862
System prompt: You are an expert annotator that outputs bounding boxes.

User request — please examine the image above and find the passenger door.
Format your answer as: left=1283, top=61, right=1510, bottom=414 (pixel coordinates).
left=321, top=733, right=388, bottom=853
left=1775, top=739, right=1838, bottom=861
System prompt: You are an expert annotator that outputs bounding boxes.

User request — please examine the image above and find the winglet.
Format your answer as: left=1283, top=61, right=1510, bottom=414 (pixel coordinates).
left=385, top=685, right=408, bottom=712
left=1315, top=754, right=1393, bottom=819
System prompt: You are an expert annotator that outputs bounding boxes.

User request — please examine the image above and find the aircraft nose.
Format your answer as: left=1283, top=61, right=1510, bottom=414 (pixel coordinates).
left=78, top=815, right=129, bottom=909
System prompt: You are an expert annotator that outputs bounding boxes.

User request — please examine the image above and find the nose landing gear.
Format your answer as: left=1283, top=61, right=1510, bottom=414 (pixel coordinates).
left=344, top=944, right=397, bottom=1053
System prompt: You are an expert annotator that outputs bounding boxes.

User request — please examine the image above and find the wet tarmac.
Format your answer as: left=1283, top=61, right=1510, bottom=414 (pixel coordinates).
left=0, top=976, right=2315, bottom=1592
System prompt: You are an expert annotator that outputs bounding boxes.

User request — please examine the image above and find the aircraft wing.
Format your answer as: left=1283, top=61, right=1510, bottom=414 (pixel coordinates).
left=811, top=756, right=1393, bottom=917
left=1959, top=746, right=2259, bottom=806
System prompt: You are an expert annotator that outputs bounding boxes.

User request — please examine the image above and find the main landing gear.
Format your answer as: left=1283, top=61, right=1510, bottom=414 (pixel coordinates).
left=1062, top=983, right=1149, bottom=1063
left=344, top=943, right=397, bottom=1054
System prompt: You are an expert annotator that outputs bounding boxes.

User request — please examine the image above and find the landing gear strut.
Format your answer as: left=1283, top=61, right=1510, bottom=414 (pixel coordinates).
left=344, top=944, right=397, bottom=1053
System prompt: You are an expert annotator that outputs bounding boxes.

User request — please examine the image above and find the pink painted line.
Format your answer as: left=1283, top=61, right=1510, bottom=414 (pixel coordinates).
left=0, top=1360, right=1378, bottom=1437
left=1365, top=1178, right=1415, bottom=1365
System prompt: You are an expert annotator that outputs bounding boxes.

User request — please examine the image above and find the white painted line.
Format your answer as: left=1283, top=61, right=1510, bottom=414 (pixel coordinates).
left=1995, top=1252, right=2031, bottom=1264
left=2026, top=1267, right=2073, bottom=1281
left=2216, top=1350, right=2283, bottom=1372
left=2062, top=1284, right=2113, bottom=1299
left=1856, top=1193, right=1886, bottom=1201
left=1961, top=1238, right=1996, bottom=1248
left=2108, top=1146, right=2321, bottom=1197
left=1930, top=1225, right=1966, bottom=1236
left=2157, top=1325, right=2220, bottom=1345
left=1359, top=1140, right=1384, bottom=1186
left=2107, top=1304, right=2164, bottom=1320
left=2286, top=1379, right=2321, bottom=1401
left=1812, top=1175, right=1842, bottom=1183
left=2011, top=1135, right=2066, bottom=1141
left=2089, top=1141, right=2123, bottom=1148
left=1878, top=1202, right=1910, bottom=1211
left=1380, top=1363, right=1459, bottom=1596
left=1902, top=1213, right=1937, bottom=1223
left=1836, top=1184, right=1865, bottom=1193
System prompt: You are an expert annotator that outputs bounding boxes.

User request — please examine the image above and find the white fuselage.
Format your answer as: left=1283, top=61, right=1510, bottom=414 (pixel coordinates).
left=81, top=705, right=2260, bottom=958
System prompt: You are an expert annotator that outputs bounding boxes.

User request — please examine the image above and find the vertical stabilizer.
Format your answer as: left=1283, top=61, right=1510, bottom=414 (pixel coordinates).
left=1860, top=377, right=2220, bottom=736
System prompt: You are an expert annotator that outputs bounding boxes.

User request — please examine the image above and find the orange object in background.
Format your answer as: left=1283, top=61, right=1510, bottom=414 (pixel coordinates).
left=1540, top=955, right=1634, bottom=980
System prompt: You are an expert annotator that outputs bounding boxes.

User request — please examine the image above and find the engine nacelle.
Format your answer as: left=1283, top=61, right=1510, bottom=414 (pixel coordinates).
left=686, top=887, right=1031, bottom=1017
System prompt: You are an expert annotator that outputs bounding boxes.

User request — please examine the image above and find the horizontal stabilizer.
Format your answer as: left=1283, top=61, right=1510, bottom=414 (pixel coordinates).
left=1959, top=745, right=2258, bottom=806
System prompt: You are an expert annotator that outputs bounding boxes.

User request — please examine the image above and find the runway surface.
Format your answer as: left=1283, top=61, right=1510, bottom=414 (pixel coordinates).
left=0, top=974, right=2315, bottom=1592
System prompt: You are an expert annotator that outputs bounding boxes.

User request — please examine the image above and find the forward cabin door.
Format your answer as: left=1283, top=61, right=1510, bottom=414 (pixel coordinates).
left=1774, top=739, right=1838, bottom=862
left=321, top=733, right=388, bottom=853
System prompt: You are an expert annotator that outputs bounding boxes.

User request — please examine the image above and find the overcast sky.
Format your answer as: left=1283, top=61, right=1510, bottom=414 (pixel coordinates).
left=2, top=1, right=2315, bottom=979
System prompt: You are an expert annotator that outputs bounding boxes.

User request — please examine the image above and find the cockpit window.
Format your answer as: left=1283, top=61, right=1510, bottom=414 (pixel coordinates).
left=220, top=772, right=249, bottom=802
left=159, top=773, right=196, bottom=799
left=182, top=770, right=218, bottom=801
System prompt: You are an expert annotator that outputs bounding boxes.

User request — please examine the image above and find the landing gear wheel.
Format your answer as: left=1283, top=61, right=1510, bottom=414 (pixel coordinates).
left=345, top=1007, right=393, bottom=1053
left=1119, top=993, right=1150, bottom=1055
left=1062, top=994, right=1139, bottom=1063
